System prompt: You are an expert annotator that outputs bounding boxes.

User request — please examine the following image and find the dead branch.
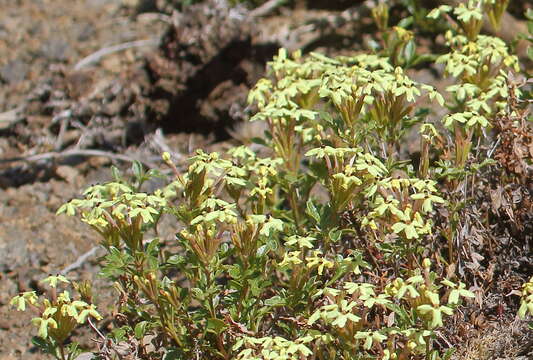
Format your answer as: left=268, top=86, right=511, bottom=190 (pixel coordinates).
left=0, top=148, right=157, bottom=168
left=60, top=246, right=100, bottom=275
left=0, top=106, right=24, bottom=130
left=249, top=0, right=287, bottom=18
left=74, top=38, right=159, bottom=71
left=146, top=128, right=183, bottom=162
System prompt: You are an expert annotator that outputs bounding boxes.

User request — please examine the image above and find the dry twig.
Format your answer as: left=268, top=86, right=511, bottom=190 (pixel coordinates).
left=249, top=0, right=287, bottom=18
left=60, top=246, right=100, bottom=275
left=74, top=38, right=159, bottom=71
left=0, top=106, right=24, bottom=129
left=0, top=148, right=157, bottom=168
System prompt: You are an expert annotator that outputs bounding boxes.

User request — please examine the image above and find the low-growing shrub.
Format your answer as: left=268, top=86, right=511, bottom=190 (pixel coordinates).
left=11, top=1, right=531, bottom=359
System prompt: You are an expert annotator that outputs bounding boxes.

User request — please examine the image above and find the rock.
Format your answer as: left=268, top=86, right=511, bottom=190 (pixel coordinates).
left=73, top=352, right=96, bottom=360
left=0, top=60, right=28, bottom=84
left=55, top=165, right=80, bottom=184
left=40, top=38, right=72, bottom=61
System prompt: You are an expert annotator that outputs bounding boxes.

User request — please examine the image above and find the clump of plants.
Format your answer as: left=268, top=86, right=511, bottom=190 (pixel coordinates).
left=10, top=275, right=101, bottom=360
left=11, top=1, right=531, bottom=359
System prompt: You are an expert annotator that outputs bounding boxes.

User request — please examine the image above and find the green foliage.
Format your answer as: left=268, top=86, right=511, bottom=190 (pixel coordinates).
left=10, top=275, right=101, bottom=360
left=11, top=1, right=531, bottom=359
left=523, top=8, right=533, bottom=63
left=518, top=277, right=533, bottom=320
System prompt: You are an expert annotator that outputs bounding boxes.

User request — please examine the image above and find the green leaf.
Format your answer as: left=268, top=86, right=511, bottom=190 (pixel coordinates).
left=461, top=289, right=476, bottom=299
left=385, top=303, right=411, bottom=324
left=134, top=321, right=149, bottom=339
left=110, top=327, right=128, bottom=342
left=398, top=16, right=413, bottom=29
left=111, top=166, right=122, bottom=182
left=132, top=160, right=143, bottom=180
left=207, top=318, right=227, bottom=335
left=518, top=301, right=529, bottom=319
left=332, top=314, right=348, bottom=328
left=77, top=305, right=102, bottom=323
left=427, top=5, right=451, bottom=19
left=145, top=238, right=160, bottom=256
left=417, top=304, right=433, bottom=314
left=308, top=310, right=321, bottom=325
left=407, top=275, right=424, bottom=284
left=391, top=222, right=406, bottom=234
left=32, top=317, right=57, bottom=338
left=264, top=296, right=286, bottom=307
left=431, top=309, right=443, bottom=328
left=31, top=336, right=56, bottom=356
left=41, top=275, right=69, bottom=288
left=363, top=333, right=373, bottom=350
left=404, top=224, right=418, bottom=239
left=260, top=217, right=284, bottom=236
left=448, top=290, right=459, bottom=305
left=427, top=291, right=440, bottom=306
left=251, top=137, right=268, bottom=146
left=328, top=228, right=341, bottom=243
left=306, top=200, right=321, bottom=224
left=56, top=202, right=76, bottom=216
left=410, top=193, right=426, bottom=200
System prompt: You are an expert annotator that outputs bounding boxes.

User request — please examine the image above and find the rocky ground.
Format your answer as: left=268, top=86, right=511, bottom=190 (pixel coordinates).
left=0, top=1, right=531, bottom=359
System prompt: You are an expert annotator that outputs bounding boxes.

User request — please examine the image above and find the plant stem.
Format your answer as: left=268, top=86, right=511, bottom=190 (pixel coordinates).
left=288, top=185, right=302, bottom=231
left=59, top=343, right=66, bottom=360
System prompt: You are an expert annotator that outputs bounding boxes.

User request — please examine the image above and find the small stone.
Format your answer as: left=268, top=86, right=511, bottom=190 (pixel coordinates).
left=0, top=60, right=28, bottom=84
left=73, top=352, right=96, bottom=360
left=40, top=38, right=72, bottom=61
left=87, top=156, right=111, bottom=168
left=56, top=165, right=80, bottom=184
